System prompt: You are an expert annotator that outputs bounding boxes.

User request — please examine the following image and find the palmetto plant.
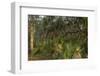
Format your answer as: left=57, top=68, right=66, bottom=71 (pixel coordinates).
left=62, top=41, right=81, bottom=59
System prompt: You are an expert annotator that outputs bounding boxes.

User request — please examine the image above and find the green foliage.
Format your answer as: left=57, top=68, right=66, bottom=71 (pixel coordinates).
left=28, top=15, right=88, bottom=60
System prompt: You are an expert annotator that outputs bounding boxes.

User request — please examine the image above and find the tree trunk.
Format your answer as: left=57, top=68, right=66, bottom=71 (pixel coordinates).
left=28, top=23, right=35, bottom=56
